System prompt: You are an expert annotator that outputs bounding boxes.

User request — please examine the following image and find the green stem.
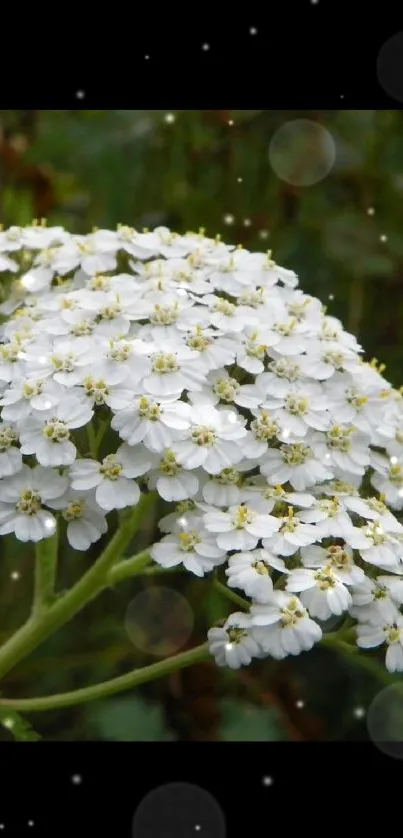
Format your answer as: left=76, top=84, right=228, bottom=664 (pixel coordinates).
left=94, top=418, right=110, bottom=457
left=0, top=643, right=211, bottom=712
left=212, top=579, right=250, bottom=611
left=107, top=550, right=152, bottom=586
left=86, top=423, right=97, bottom=457
left=321, top=633, right=401, bottom=685
left=0, top=492, right=156, bottom=681
left=32, top=529, right=59, bottom=615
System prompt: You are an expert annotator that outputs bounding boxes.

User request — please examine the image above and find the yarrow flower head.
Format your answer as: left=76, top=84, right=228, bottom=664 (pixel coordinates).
left=1, top=222, right=403, bottom=676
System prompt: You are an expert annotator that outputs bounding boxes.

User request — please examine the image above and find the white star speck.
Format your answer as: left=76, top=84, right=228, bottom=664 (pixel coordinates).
left=76, top=91, right=85, bottom=100
left=262, top=776, right=273, bottom=786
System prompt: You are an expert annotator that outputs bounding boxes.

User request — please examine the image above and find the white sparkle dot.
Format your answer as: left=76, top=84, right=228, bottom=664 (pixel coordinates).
left=262, top=776, right=273, bottom=786
left=0, top=825, right=4, bottom=830
left=340, top=94, right=344, bottom=99
left=145, top=55, right=150, bottom=60
left=259, top=230, right=269, bottom=239
left=243, top=218, right=252, bottom=227
left=228, top=120, right=234, bottom=126
left=237, top=177, right=243, bottom=183
left=249, top=27, right=258, bottom=35
left=28, top=822, right=34, bottom=828
left=76, top=90, right=85, bottom=100
left=71, top=774, right=82, bottom=785
left=328, top=293, right=334, bottom=300
left=195, top=827, right=201, bottom=832
left=282, top=429, right=290, bottom=439
left=310, top=0, right=319, bottom=4
left=367, top=207, right=375, bottom=216
left=398, top=488, right=403, bottom=497
left=10, top=571, right=20, bottom=581
left=353, top=706, right=365, bottom=719
left=225, top=642, right=233, bottom=650
left=223, top=214, right=235, bottom=225
left=391, top=456, right=398, bottom=464
left=202, top=43, right=210, bottom=51
left=380, top=234, right=388, bottom=242
left=3, top=717, right=14, bottom=729
left=324, top=453, right=332, bottom=460
left=164, top=113, right=176, bottom=124
left=295, top=700, right=305, bottom=709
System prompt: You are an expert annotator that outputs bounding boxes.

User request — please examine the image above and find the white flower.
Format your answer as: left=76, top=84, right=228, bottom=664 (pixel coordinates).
left=298, top=341, right=362, bottom=380
left=52, top=233, right=117, bottom=275
left=82, top=336, right=150, bottom=386
left=342, top=494, right=403, bottom=533
left=19, top=397, right=93, bottom=466
left=184, top=327, right=236, bottom=372
left=201, top=465, right=249, bottom=507
left=300, top=543, right=365, bottom=585
left=323, top=376, right=386, bottom=434
left=202, top=501, right=280, bottom=551
left=250, top=592, right=322, bottom=658
left=260, top=441, right=333, bottom=490
left=0, top=464, right=67, bottom=542
left=143, top=344, right=206, bottom=396
left=48, top=490, right=108, bottom=550
left=225, top=549, right=283, bottom=603
left=111, top=395, right=191, bottom=450
left=348, top=522, right=403, bottom=570
left=349, top=575, right=403, bottom=625
left=298, top=497, right=355, bottom=539
left=151, top=527, right=226, bottom=577
left=309, top=425, right=370, bottom=476
left=371, top=457, right=403, bottom=510
left=262, top=507, right=318, bottom=556
left=263, top=387, right=331, bottom=436
left=172, top=404, right=247, bottom=474
left=70, top=445, right=151, bottom=511
left=356, top=618, right=403, bottom=672
left=0, top=378, right=63, bottom=422
left=22, top=337, right=93, bottom=386
left=0, top=221, right=402, bottom=676
left=208, top=612, right=260, bottom=669
left=286, top=566, right=352, bottom=620
left=0, top=424, right=23, bottom=477
left=146, top=449, right=199, bottom=501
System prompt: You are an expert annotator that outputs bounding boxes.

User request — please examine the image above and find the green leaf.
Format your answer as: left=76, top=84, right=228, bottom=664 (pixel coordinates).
left=0, top=706, right=42, bottom=741
left=86, top=695, right=176, bottom=741
left=219, top=698, right=288, bottom=741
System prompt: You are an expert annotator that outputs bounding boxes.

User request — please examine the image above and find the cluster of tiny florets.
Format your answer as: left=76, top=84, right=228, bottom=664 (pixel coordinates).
left=1, top=221, right=403, bottom=672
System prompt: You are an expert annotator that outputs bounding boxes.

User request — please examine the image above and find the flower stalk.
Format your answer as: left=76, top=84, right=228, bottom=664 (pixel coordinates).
left=32, top=529, right=59, bottom=615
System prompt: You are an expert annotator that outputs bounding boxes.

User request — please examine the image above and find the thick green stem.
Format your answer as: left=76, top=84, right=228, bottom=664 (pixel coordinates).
left=0, top=643, right=211, bottom=712
left=0, top=492, right=156, bottom=681
left=32, top=529, right=59, bottom=615
left=107, top=550, right=152, bottom=586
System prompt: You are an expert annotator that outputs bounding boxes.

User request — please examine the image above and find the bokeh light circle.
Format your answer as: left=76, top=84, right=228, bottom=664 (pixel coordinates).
left=125, top=585, right=194, bottom=657
left=377, top=32, right=403, bottom=104
left=268, top=119, right=336, bottom=186
left=132, top=782, right=226, bottom=838
left=366, top=683, right=403, bottom=759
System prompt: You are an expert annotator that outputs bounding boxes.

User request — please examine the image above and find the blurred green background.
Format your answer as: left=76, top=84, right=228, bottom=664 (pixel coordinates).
left=0, top=108, right=402, bottom=743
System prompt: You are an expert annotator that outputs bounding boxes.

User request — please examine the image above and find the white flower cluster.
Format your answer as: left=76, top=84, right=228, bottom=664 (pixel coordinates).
left=1, top=221, right=403, bottom=672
